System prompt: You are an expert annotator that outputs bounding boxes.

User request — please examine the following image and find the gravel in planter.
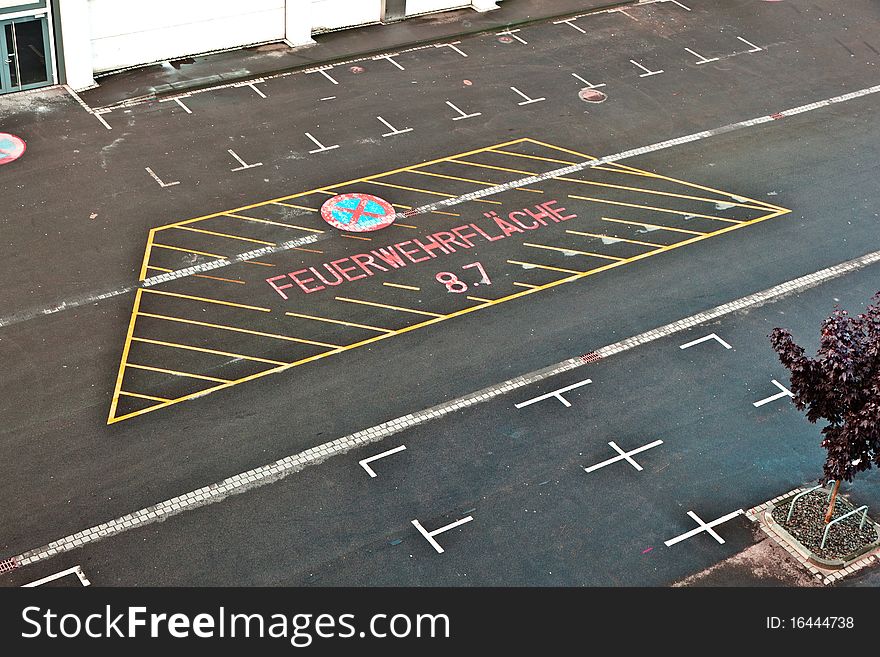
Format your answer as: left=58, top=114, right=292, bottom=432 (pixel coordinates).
left=771, top=491, right=879, bottom=561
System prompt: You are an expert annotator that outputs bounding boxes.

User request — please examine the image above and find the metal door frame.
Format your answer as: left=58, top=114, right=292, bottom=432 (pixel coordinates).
left=0, top=15, right=53, bottom=94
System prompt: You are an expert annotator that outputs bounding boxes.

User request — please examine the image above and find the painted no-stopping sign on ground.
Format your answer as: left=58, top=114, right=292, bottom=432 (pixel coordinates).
left=0, top=133, right=26, bottom=165
left=320, top=193, right=396, bottom=232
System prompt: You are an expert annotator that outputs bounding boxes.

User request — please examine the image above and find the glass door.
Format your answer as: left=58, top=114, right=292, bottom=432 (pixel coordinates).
left=1, top=16, right=52, bottom=94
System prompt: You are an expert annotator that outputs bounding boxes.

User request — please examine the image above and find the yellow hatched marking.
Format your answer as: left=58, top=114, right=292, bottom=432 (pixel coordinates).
left=119, top=390, right=172, bottom=403
left=362, top=180, right=502, bottom=205
left=147, top=265, right=246, bottom=285
left=132, top=337, right=287, bottom=365
left=431, top=210, right=461, bottom=217
left=522, top=242, right=624, bottom=261
left=383, top=282, right=421, bottom=291
left=565, top=230, right=663, bottom=248
left=126, top=363, right=231, bottom=384
left=139, top=229, right=157, bottom=281
left=274, top=201, right=320, bottom=212
left=556, top=177, right=768, bottom=210
left=467, top=296, right=494, bottom=303
left=392, top=203, right=412, bottom=209
left=395, top=223, right=418, bottom=229
left=175, top=225, right=276, bottom=245
left=285, top=312, right=393, bottom=334
left=141, top=289, right=271, bottom=312
left=602, top=217, right=706, bottom=236
left=151, top=243, right=274, bottom=267
left=408, top=168, right=543, bottom=194
left=452, top=159, right=535, bottom=176
left=107, top=289, right=144, bottom=423
left=508, top=260, right=586, bottom=275
left=568, top=195, right=743, bottom=224
left=294, top=247, right=324, bottom=254
left=490, top=148, right=577, bottom=165
left=137, top=312, right=340, bottom=348
left=335, top=297, right=444, bottom=317
left=513, top=282, right=539, bottom=289
left=224, top=213, right=326, bottom=233
left=341, top=234, right=372, bottom=241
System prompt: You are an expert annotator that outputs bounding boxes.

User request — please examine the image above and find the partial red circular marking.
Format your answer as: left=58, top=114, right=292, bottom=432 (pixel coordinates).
left=350, top=65, right=365, bottom=74
left=0, top=133, right=26, bottom=165
left=320, top=193, right=396, bottom=232
left=578, top=88, right=607, bottom=103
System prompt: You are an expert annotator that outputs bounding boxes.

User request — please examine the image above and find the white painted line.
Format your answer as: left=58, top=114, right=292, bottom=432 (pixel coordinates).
left=752, top=379, right=794, bottom=407
left=679, top=333, right=732, bottom=350
left=94, top=111, right=112, bottom=130
left=22, top=565, right=90, bottom=587
left=630, top=59, right=664, bottom=77
left=247, top=83, right=267, bottom=99
left=64, top=84, right=95, bottom=114
left=553, top=18, right=586, bottom=34
left=359, top=445, right=407, bottom=478
left=510, top=86, right=546, bottom=106
left=320, top=96, right=337, bottom=101
left=435, top=42, right=468, bottom=57
left=377, top=116, right=413, bottom=137
left=8, top=248, right=880, bottom=566
left=307, top=67, right=339, bottom=85
left=666, top=0, right=691, bottom=10
left=497, top=29, right=528, bottom=44
left=572, top=73, right=606, bottom=89
left=173, top=98, right=193, bottom=113
left=584, top=440, right=663, bottom=473
left=305, top=132, right=340, bottom=154
left=446, top=100, right=482, bottom=121
left=515, top=378, right=592, bottom=409
left=616, top=8, right=640, bottom=21
left=737, top=36, right=763, bottom=53
left=144, top=167, right=180, bottom=188
left=374, top=53, right=405, bottom=70
left=665, top=509, right=744, bottom=547
left=227, top=148, right=263, bottom=171
left=684, top=47, right=720, bottom=64
left=412, top=516, right=474, bottom=554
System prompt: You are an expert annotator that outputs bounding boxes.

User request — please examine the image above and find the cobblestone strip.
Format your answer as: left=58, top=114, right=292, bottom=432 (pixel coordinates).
left=7, top=248, right=880, bottom=569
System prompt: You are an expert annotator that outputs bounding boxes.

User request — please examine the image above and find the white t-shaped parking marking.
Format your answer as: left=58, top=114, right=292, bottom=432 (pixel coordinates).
left=664, top=509, right=744, bottom=547
left=412, top=516, right=474, bottom=554
left=515, top=378, right=592, bottom=409
left=753, top=379, right=793, bottom=407
left=679, top=333, right=732, bottom=350
left=359, top=445, right=407, bottom=478
left=22, top=565, right=90, bottom=587
left=584, top=440, right=664, bottom=473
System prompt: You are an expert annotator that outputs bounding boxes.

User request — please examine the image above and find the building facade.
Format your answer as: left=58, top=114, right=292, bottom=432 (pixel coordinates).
left=0, top=0, right=501, bottom=95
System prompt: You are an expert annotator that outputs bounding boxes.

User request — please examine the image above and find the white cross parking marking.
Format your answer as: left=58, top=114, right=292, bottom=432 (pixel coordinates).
left=572, top=73, right=606, bottom=89
left=412, top=516, right=474, bottom=554
left=684, top=47, right=720, bottom=64
left=515, top=378, right=592, bottom=409
left=666, top=0, right=691, bottom=11
left=584, top=440, right=664, bottom=473
left=446, top=100, right=482, bottom=121
left=510, top=86, right=546, bottom=106
left=246, top=82, right=267, bottom=98
left=737, top=36, right=763, bottom=53
left=679, top=333, right=732, bottom=350
left=497, top=29, right=528, bottom=44
left=752, top=379, right=793, bottom=407
left=22, top=565, right=90, bottom=587
left=664, top=509, right=744, bottom=547
left=304, top=132, right=340, bottom=154
left=377, top=116, right=413, bottom=137
left=306, top=67, right=339, bottom=85
left=554, top=19, right=586, bottom=34
left=227, top=149, right=263, bottom=171
left=359, top=445, right=407, bottom=478
left=435, top=42, right=468, bottom=57
left=93, top=109, right=112, bottom=130
left=630, top=59, right=664, bottom=77
left=144, top=167, right=180, bottom=188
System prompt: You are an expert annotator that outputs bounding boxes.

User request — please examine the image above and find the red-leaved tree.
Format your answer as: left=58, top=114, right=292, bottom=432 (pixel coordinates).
left=770, top=292, right=880, bottom=523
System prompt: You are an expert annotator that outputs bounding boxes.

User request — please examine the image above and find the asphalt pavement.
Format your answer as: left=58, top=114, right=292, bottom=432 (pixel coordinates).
left=1, top=0, right=879, bottom=587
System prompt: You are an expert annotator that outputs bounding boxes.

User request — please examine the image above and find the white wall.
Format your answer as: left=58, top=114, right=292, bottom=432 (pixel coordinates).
left=88, top=0, right=286, bottom=73
left=406, top=0, right=468, bottom=17
left=57, top=0, right=95, bottom=89
left=310, top=0, right=382, bottom=33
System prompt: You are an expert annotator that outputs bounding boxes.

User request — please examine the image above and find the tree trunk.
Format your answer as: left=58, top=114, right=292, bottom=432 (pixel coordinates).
left=824, top=479, right=841, bottom=524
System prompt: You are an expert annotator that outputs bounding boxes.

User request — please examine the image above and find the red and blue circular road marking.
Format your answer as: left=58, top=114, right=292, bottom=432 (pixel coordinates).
left=320, top=193, right=396, bottom=232
left=0, top=133, right=26, bottom=165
